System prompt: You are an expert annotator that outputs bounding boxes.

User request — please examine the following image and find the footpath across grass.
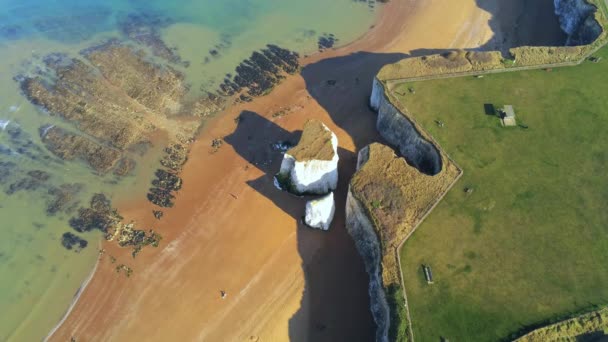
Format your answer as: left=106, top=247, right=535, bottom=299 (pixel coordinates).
left=396, top=46, right=608, bottom=341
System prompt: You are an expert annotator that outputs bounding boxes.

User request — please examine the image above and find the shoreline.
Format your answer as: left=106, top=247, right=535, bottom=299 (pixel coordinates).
left=43, top=242, right=103, bottom=342
left=46, top=1, right=506, bottom=340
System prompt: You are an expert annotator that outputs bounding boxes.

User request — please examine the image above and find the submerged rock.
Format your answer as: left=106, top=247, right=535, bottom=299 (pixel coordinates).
left=47, top=183, right=83, bottom=215
left=61, top=232, right=88, bottom=252
left=277, top=120, right=339, bottom=195
left=304, top=192, right=336, bottom=230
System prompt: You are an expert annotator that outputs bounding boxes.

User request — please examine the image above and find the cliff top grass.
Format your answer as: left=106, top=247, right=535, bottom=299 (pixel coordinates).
left=350, top=143, right=460, bottom=286
left=287, top=119, right=336, bottom=161
left=377, top=0, right=608, bottom=82
left=394, top=43, right=608, bottom=341
left=514, top=307, right=608, bottom=342
left=377, top=50, right=505, bottom=81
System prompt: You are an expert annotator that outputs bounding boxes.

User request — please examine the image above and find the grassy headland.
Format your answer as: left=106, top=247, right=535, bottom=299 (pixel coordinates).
left=396, top=44, right=608, bottom=341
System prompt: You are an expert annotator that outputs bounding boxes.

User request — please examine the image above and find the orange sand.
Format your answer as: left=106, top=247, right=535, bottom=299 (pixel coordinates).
left=48, top=1, right=505, bottom=341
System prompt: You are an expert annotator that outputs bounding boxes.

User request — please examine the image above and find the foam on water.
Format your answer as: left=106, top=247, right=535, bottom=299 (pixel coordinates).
left=0, top=119, right=10, bottom=130
left=0, top=0, right=378, bottom=340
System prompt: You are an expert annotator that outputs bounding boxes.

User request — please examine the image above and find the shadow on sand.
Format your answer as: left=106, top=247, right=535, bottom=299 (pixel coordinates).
left=224, top=0, right=567, bottom=340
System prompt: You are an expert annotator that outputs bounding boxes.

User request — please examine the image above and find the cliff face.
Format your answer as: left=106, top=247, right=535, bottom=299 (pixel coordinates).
left=554, top=0, right=602, bottom=45
left=278, top=120, right=339, bottom=195
left=346, top=174, right=390, bottom=342
left=372, top=80, right=442, bottom=176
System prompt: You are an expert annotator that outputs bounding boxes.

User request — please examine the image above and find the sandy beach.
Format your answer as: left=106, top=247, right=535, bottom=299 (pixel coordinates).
left=47, top=0, right=563, bottom=341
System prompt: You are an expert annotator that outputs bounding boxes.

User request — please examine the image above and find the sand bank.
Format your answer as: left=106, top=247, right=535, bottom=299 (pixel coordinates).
left=48, top=0, right=550, bottom=341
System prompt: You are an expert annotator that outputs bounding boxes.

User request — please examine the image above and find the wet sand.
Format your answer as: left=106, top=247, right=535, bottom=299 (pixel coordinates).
left=48, top=1, right=562, bottom=341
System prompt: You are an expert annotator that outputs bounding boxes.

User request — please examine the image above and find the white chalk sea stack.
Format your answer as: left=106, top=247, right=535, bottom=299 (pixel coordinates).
left=277, top=120, right=339, bottom=195
left=305, top=192, right=336, bottom=230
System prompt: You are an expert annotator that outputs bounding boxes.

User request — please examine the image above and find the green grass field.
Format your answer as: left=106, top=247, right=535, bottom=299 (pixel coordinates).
left=395, top=46, right=608, bottom=341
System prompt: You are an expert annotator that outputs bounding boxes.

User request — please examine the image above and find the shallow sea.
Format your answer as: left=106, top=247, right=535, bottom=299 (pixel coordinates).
left=0, top=0, right=377, bottom=340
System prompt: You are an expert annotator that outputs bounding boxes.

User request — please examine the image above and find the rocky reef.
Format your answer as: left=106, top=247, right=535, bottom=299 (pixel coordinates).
left=218, top=44, right=300, bottom=99
left=555, top=0, right=603, bottom=45
left=117, top=12, right=188, bottom=67
left=277, top=120, right=339, bottom=195
left=16, top=40, right=205, bottom=212
left=304, top=192, right=336, bottom=230
left=66, top=193, right=162, bottom=256
left=41, top=126, right=122, bottom=174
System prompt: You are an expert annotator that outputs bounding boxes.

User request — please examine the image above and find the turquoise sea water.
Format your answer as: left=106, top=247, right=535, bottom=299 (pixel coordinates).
left=0, top=0, right=377, bottom=340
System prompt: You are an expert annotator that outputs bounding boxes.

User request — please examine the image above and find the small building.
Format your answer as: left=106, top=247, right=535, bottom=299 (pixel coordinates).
left=422, top=264, right=434, bottom=284
left=501, top=105, right=517, bottom=127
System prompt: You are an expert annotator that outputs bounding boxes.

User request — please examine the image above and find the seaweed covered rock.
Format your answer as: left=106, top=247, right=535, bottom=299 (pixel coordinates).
left=218, top=44, right=299, bottom=98
left=61, top=232, right=88, bottom=252
left=114, top=223, right=162, bottom=257
left=147, top=168, right=182, bottom=208
left=69, top=193, right=121, bottom=234
left=304, top=192, right=336, bottom=230
left=41, top=126, right=122, bottom=174
left=277, top=120, right=338, bottom=195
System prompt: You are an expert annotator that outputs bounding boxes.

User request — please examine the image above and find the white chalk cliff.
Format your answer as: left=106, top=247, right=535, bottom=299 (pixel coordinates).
left=304, top=192, right=336, bottom=230
left=277, top=120, right=339, bottom=195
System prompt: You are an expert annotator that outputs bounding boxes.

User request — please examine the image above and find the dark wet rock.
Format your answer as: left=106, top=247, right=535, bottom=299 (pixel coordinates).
left=218, top=44, right=299, bottom=98
left=147, top=167, right=181, bottom=208
left=115, top=223, right=162, bottom=257
left=211, top=138, right=223, bottom=150
left=61, top=232, right=88, bottom=252
left=115, top=264, right=133, bottom=277
left=147, top=187, right=175, bottom=208
left=239, top=94, right=253, bottom=102
left=153, top=210, right=164, bottom=220
left=160, top=143, right=189, bottom=172
left=151, top=169, right=182, bottom=191
left=69, top=193, right=121, bottom=234
left=318, top=33, right=338, bottom=50
left=47, top=183, right=83, bottom=215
